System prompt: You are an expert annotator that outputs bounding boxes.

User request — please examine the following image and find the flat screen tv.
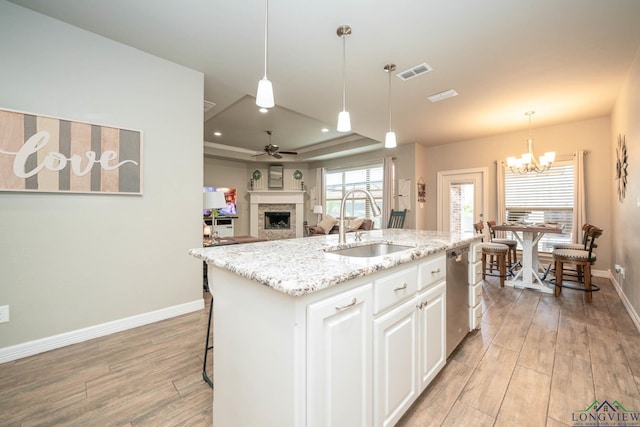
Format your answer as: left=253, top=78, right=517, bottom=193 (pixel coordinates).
left=203, top=186, right=237, bottom=216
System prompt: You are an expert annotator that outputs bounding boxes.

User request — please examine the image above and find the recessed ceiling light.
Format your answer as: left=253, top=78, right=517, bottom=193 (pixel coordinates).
left=259, top=108, right=269, bottom=113
left=427, top=89, right=458, bottom=103
left=321, top=127, right=329, bottom=133
left=213, top=131, right=222, bottom=137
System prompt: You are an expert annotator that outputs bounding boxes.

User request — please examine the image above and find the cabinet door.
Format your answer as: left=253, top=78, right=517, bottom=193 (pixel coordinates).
left=373, top=297, right=419, bottom=427
left=307, top=284, right=373, bottom=427
left=417, top=281, right=446, bottom=391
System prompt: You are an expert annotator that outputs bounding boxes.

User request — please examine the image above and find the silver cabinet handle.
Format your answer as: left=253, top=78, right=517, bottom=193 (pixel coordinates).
left=416, top=300, right=428, bottom=309
left=431, top=268, right=441, bottom=274
left=335, top=298, right=357, bottom=311
left=394, top=282, right=408, bottom=292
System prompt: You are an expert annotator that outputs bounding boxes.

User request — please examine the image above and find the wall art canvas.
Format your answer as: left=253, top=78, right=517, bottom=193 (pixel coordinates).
left=0, top=108, right=143, bottom=195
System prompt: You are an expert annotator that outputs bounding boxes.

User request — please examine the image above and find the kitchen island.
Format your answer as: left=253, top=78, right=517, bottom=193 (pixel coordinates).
left=189, top=229, right=481, bottom=427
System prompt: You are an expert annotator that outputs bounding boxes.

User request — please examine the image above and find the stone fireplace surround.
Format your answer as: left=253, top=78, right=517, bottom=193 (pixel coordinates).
left=249, top=190, right=305, bottom=239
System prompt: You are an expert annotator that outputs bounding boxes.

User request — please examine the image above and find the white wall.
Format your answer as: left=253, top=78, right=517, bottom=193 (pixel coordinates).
left=0, top=1, right=204, bottom=355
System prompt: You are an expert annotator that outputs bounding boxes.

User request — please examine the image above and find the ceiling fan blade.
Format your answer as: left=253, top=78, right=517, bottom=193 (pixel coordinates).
left=252, top=152, right=267, bottom=157
left=272, top=153, right=282, bottom=159
left=278, top=151, right=298, bottom=155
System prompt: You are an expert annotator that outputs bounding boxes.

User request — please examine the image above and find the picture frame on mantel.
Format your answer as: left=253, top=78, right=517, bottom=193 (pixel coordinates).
left=268, top=164, right=283, bottom=189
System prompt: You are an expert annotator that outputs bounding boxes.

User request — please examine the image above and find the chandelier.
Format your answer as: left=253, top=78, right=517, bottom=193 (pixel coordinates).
left=506, top=111, right=555, bottom=173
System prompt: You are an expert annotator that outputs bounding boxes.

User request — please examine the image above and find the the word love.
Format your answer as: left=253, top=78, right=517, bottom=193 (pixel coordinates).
left=0, top=131, right=138, bottom=178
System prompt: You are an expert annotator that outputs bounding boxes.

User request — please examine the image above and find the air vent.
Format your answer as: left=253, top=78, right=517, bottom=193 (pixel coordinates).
left=396, top=62, right=433, bottom=81
left=427, top=89, right=458, bottom=103
left=204, top=100, right=216, bottom=112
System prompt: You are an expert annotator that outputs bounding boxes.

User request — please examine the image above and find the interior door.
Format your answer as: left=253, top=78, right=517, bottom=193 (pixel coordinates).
left=437, top=168, right=487, bottom=232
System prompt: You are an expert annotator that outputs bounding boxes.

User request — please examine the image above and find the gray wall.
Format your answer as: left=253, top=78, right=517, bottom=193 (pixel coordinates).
left=424, top=116, right=613, bottom=272
left=0, top=1, right=204, bottom=351
left=611, top=46, right=640, bottom=320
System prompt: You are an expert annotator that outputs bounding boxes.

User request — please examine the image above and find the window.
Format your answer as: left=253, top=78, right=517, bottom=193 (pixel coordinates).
left=324, top=163, right=384, bottom=228
left=504, top=161, right=574, bottom=252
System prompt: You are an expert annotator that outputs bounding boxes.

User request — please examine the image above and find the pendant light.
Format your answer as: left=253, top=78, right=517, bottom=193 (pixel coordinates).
left=336, top=25, right=352, bottom=132
left=256, top=0, right=274, bottom=108
left=506, top=111, right=556, bottom=173
left=384, top=64, right=397, bottom=148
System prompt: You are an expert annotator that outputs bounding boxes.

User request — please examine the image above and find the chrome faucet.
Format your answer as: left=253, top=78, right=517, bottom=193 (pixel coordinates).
left=339, top=189, right=382, bottom=244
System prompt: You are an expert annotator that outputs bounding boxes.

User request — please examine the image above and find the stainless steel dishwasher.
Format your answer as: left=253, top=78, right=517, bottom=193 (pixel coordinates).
left=446, top=245, right=470, bottom=357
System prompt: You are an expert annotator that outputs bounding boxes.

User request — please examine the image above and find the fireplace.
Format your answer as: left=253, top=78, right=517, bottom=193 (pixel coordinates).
left=264, top=212, right=291, bottom=230
left=249, top=190, right=305, bottom=239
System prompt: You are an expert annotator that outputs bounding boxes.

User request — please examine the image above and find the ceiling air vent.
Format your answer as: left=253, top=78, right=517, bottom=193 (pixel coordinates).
left=396, top=62, right=433, bottom=81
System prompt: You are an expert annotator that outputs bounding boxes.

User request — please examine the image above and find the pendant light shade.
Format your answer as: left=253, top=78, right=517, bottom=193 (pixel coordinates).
left=256, top=77, right=274, bottom=108
left=336, top=25, right=352, bottom=132
left=337, top=111, right=351, bottom=132
left=256, top=0, right=274, bottom=108
left=384, top=64, right=397, bottom=148
left=385, top=131, right=397, bottom=148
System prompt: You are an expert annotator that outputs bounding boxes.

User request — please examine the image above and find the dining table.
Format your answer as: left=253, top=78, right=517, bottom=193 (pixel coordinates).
left=492, top=222, right=563, bottom=293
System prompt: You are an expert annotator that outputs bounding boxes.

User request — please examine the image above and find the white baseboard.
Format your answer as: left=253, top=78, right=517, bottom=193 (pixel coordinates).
left=605, top=269, right=640, bottom=334
left=0, top=299, right=204, bottom=364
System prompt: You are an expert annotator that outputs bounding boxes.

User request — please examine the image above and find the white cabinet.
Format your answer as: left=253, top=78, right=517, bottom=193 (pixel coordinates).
left=417, top=281, right=446, bottom=390
left=213, top=217, right=234, bottom=237
left=373, top=256, right=447, bottom=427
left=373, top=297, right=418, bottom=427
left=307, top=284, right=373, bottom=427
left=468, top=241, right=483, bottom=330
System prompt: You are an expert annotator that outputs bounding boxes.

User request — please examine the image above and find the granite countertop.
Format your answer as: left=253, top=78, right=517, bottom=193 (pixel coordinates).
left=189, top=229, right=480, bottom=297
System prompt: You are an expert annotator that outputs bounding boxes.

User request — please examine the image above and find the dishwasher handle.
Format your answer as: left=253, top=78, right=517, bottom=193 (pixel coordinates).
left=447, top=246, right=469, bottom=262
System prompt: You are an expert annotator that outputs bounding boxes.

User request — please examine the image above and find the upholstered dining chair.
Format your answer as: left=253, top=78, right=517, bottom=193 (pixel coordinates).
left=552, top=223, right=594, bottom=251
left=387, top=209, right=407, bottom=229
left=553, top=226, right=603, bottom=303
left=487, top=220, right=518, bottom=269
left=474, top=221, right=509, bottom=287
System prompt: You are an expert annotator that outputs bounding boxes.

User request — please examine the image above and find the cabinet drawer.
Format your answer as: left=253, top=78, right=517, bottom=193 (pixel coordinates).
left=374, top=267, right=418, bottom=315
left=468, top=282, right=483, bottom=307
left=469, top=304, right=482, bottom=330
left=469, top=261, right=483, bottom=285
left=470, top=242, right=483, bottom=264
left=418, top=255, right=446, bottom=290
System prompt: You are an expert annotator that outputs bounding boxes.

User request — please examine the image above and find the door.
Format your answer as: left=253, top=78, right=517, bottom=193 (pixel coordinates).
left=437, top=168, right=488, bottom=232
left=307, top=284, right=373, bottom=427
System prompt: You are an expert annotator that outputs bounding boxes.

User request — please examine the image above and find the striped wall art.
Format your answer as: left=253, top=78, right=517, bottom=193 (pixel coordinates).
left=0, top=108, right=143, bottom=195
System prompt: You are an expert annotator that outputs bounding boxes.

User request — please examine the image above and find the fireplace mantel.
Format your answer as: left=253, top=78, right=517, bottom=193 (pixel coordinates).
left=249, top=190, right=305, bottom=239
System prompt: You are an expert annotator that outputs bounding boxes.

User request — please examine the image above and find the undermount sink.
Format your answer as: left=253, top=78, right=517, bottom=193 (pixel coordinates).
left=326, top=243, right=414, bottom=258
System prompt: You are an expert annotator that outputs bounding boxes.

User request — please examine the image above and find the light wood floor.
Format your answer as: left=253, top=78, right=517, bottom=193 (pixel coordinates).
left=1, top=276, right=639, bottom=426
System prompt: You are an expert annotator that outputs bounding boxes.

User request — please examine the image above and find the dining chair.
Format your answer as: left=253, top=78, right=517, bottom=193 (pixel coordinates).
left=552, top=223, right=594, bottom=250
left=486, top=220, right=518, bottom=270
left=552, top=226, right=602, bottom=303
left=387, top=209, right=407, bottom=229
left=474, top=221, right=509, bottom=287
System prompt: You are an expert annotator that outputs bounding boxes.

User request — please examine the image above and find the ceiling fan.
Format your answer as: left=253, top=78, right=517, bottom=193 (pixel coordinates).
left=255, top=131, right=298, bottom=159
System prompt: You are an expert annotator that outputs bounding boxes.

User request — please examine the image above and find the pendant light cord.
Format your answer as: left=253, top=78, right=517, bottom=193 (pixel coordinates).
left=263, top=0, right=269, bottom=79
left=341, top=34, right=347, bottom=111
left=387, top=70, right=392, bottom=132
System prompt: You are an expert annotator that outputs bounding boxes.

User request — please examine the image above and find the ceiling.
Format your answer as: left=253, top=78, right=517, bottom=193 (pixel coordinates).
left=10, top=0, right=640, bottom=162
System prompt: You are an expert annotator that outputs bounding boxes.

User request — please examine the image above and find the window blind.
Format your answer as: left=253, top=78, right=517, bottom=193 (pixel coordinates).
left=504, top=162, right=574, bottom=252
